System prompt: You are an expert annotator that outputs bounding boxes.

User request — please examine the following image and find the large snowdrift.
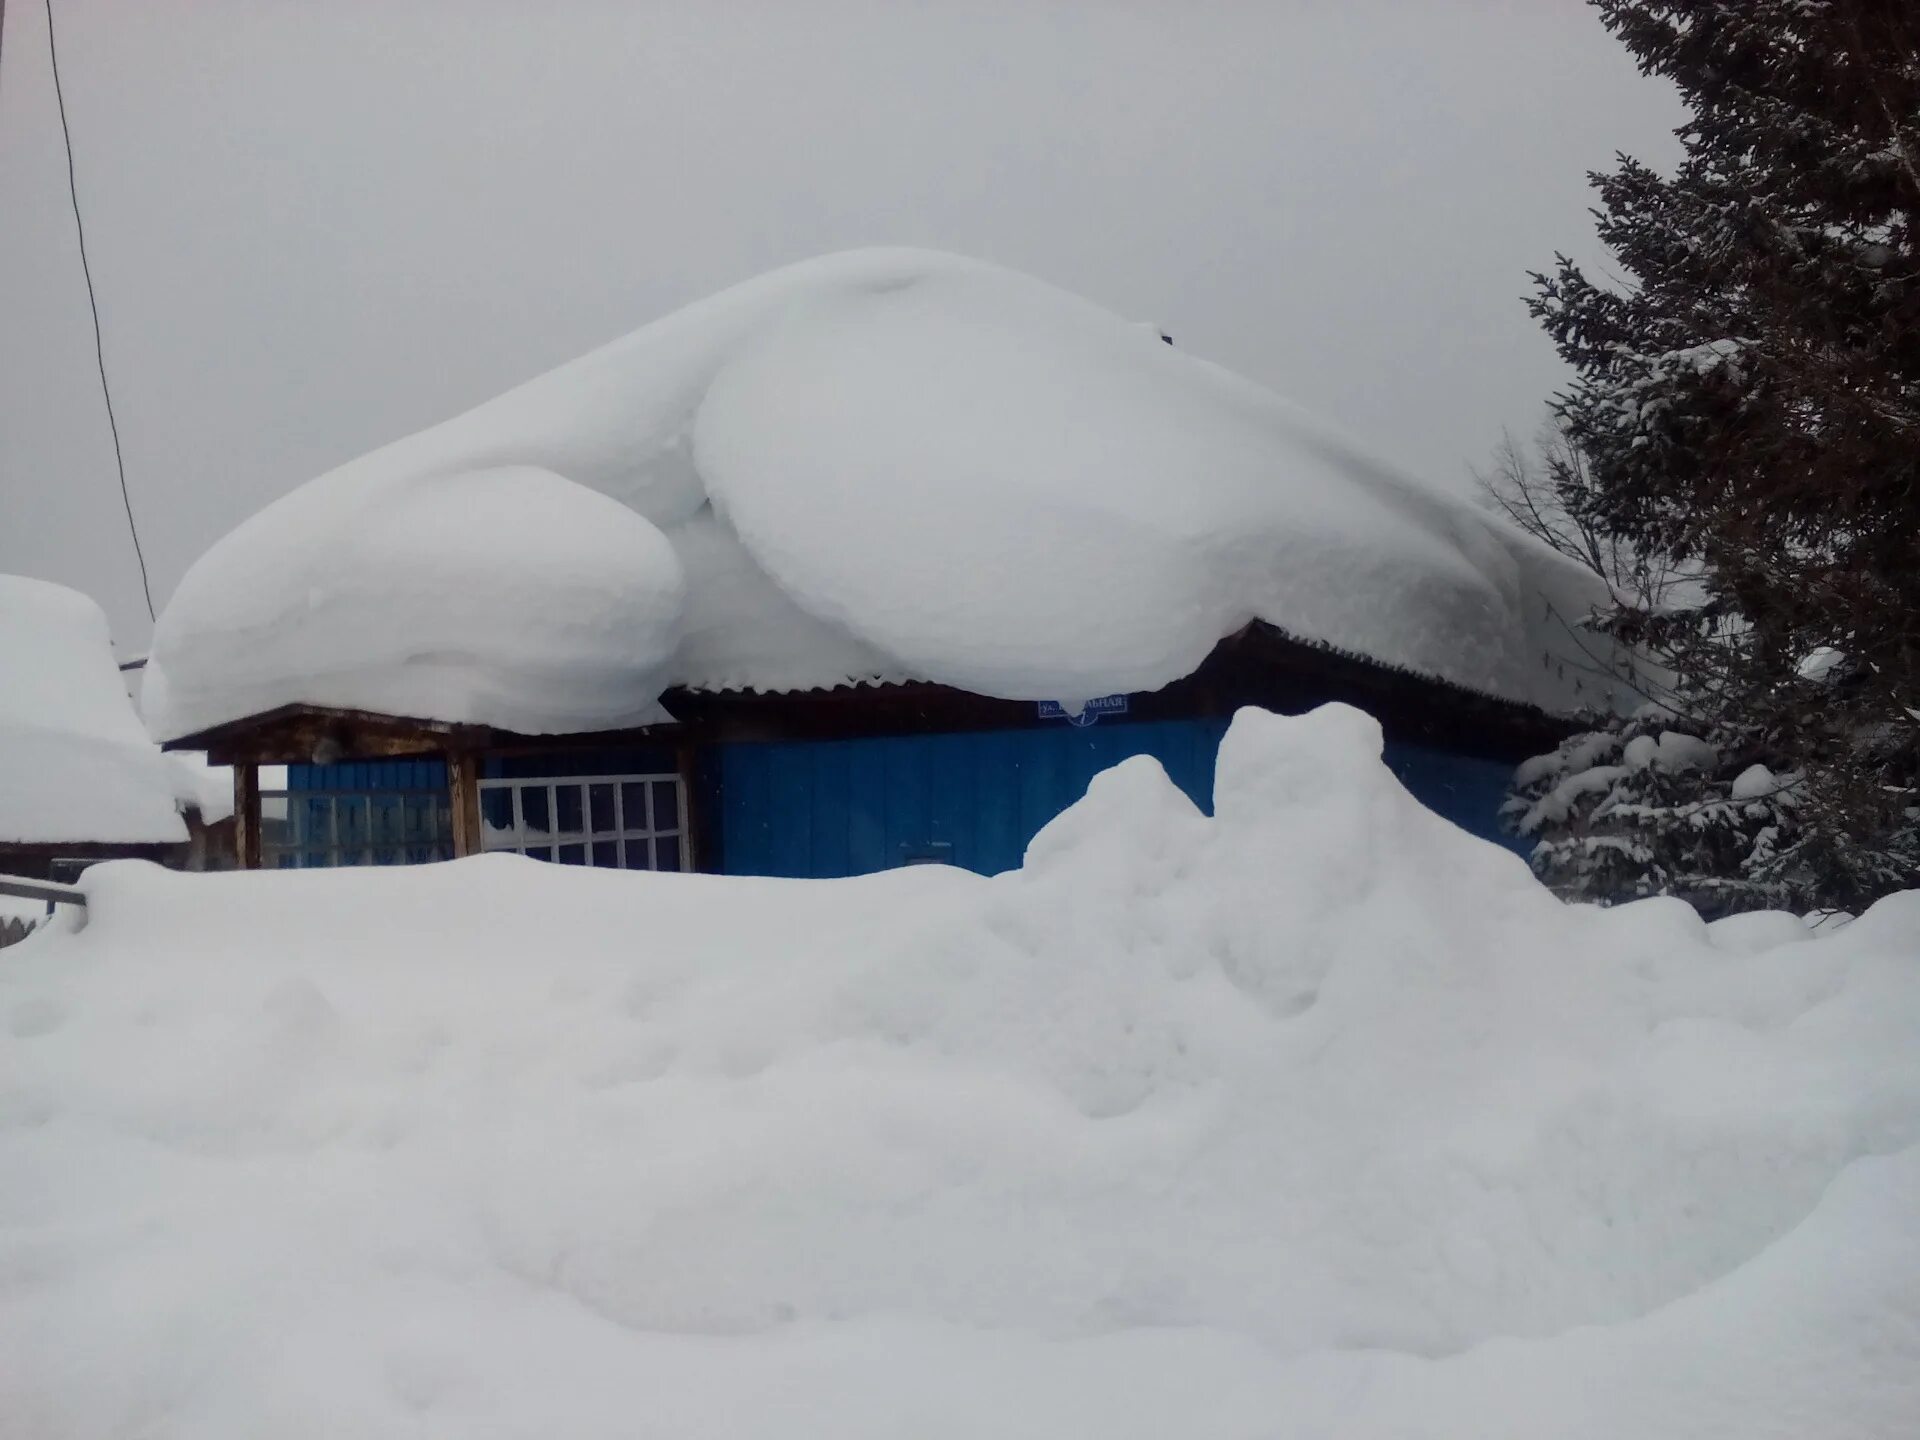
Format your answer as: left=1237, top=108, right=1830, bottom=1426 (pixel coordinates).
left=3, top=705, right=1915, bottom=1438
left=145, top=250, right=1613, bottom=741
left=0, top=576, right=186, bottom=845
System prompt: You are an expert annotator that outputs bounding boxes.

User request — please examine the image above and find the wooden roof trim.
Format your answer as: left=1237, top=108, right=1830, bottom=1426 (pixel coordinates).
left=166, top=702, right=685, bottom=766
left=163, top=703, right=488, bottom=764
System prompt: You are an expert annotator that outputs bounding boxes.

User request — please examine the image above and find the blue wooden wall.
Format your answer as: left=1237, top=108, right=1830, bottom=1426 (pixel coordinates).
left=286, top=758, right=449, bottom=794
left=479, top=748, right=678, bottom=780
left=283, top=725, right=1524, bottom=877
left=710, top=719, right=1525, bottom=879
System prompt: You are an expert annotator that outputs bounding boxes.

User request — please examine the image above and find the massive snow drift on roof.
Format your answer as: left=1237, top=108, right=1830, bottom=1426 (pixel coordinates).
left=0, top=575, right=186, bottom=845
left=145, top=249, right=1603, bottom=741
left=4, top=705, right=1916, bottom=1437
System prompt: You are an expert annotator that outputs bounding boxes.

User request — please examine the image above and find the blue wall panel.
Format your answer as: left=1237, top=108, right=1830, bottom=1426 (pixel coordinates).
left=288, top=758, right=450, bottom=791
left=480, top=747, right=677, bottom=780
left=1382, top=741, right=1525, bottom=853
left=713, top=718, right=1526, bottom=879
left=285, top=725, right=1525, bottom=879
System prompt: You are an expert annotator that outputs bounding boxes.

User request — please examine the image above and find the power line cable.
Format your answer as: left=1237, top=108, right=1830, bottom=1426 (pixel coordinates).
left=43, top=0, right=155, bottom=622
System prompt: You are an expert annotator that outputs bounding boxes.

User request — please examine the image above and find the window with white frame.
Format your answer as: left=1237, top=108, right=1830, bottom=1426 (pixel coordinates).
left=477, top=773, right=689, bottom=870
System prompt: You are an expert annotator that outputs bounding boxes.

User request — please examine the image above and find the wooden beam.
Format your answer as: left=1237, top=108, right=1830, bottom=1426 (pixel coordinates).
left=447, top=751, right=483, bottom=859
left=234, top=762, right=262, bottom=870
left=170, top=703, right=492, bottom=766
left=676, top=740, right=703, bottom=873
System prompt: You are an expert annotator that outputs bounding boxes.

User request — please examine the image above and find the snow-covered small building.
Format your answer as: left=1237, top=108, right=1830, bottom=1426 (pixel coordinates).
left=144, top=250, right=1624, bottom=874
left=0, top=576, right=202, bottom=879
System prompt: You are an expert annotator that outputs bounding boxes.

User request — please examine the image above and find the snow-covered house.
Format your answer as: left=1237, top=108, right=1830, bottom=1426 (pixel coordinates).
left=0, top=576, right=204, bottom=879
left=144, top=250, right=1622, bottom=874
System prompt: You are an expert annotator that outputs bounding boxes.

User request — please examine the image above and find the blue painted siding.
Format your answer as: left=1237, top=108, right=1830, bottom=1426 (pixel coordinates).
left=1381, top=742, right=1525, bottom=852
left=287, top=758, right=449, bottom=792
left=712, top=719, right=1527, bottom=879
left=480, top=747, right=677, bottom=780
left=279, top=728, right=1523, bottom=877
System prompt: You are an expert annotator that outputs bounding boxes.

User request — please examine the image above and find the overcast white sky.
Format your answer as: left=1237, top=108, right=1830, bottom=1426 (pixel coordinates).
left=0, top=0, right=1683, bottom=649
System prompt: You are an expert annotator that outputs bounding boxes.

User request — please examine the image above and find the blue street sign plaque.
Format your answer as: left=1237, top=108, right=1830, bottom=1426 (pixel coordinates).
left=1037, top=694, right=1130, bottom=728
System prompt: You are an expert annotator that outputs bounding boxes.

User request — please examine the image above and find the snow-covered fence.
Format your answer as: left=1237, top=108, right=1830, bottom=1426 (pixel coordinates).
left=0, top=874, right=86, bottom=950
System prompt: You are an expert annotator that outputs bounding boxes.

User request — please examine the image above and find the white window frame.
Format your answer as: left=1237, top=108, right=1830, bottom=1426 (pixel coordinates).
left=476, top=772, right=689, bottom=871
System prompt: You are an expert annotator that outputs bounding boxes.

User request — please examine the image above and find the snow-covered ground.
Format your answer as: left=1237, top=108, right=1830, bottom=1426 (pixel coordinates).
left=144, top=250, right=1622, bottom=744
left=4, top=705, right=1916, bottom=1438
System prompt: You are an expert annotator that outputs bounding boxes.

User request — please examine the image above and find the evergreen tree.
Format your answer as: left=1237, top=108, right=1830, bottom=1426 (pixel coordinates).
left=1506, top=709, right=1845, bottom=918
left=1523, top=0, right=1920, bottom=912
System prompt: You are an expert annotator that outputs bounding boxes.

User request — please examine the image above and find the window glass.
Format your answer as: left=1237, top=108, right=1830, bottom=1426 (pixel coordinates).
left=479, top=789, right=514, bottom=839
left=592, top=841, right=619, bottom=868
left=262, top=779, right=450, bottom=870
left=589, top=784, right=616, bottom=834
left=524, top=846, right=552, bottom=863
left=299, top=796, right=334, bottom=849
left=555, top=785, right=585, bottom=836
left=371, top=796, right=405, bottom=846
left=623, top=838, right=652, bottom=870
left=335, top=796, right=369, bottom=852
left=558, top=843, right=586, bottom=865
left=655, top=833, right=683, bottom=872
left=652, top=781, right=679, bottom=831
left=521, top=787, right=551, bottom=835
left=620, top=782, right=648, bottom=829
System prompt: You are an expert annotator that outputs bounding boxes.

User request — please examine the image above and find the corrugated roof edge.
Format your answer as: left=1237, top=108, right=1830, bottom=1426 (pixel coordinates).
left=678, top=620, right=1605, bottom=727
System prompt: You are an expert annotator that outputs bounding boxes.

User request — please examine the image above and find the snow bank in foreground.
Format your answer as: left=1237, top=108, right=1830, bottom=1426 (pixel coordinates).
left=0, top=576, right=185, bottom=845
left=145, top=249, right=1611, bottom=741
left=4, top=704, right=1916, bottom=1438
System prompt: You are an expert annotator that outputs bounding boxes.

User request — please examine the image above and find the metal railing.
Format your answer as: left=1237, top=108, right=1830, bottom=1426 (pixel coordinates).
left=0, top=873, right=87, bottom=950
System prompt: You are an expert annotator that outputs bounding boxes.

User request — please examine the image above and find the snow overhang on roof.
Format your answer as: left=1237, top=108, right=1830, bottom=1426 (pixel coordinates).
left=144, top=249, right=1624, bottom=745
left=0, top=575, right=189, bottom=846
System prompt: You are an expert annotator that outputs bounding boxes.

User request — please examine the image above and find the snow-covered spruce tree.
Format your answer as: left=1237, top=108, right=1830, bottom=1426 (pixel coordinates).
left=1504, top=714, right=1811, bottom=916
left=1519, top=0, right=1920, bottom=913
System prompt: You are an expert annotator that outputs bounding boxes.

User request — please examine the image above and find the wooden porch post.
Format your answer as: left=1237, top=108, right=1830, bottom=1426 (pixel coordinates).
left=448, top=751, right=483, bottom=859
left=676, top=740, right=703, bottom=873
left=233, top=761, right=262, bottom=870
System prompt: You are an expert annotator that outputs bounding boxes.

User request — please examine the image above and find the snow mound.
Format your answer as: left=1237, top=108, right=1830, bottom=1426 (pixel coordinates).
left=145, top=249, right=1605, bottom=740
left=0, top=575, right=186, bottom=845
left=4, top=704, right=1916, bottom=1438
